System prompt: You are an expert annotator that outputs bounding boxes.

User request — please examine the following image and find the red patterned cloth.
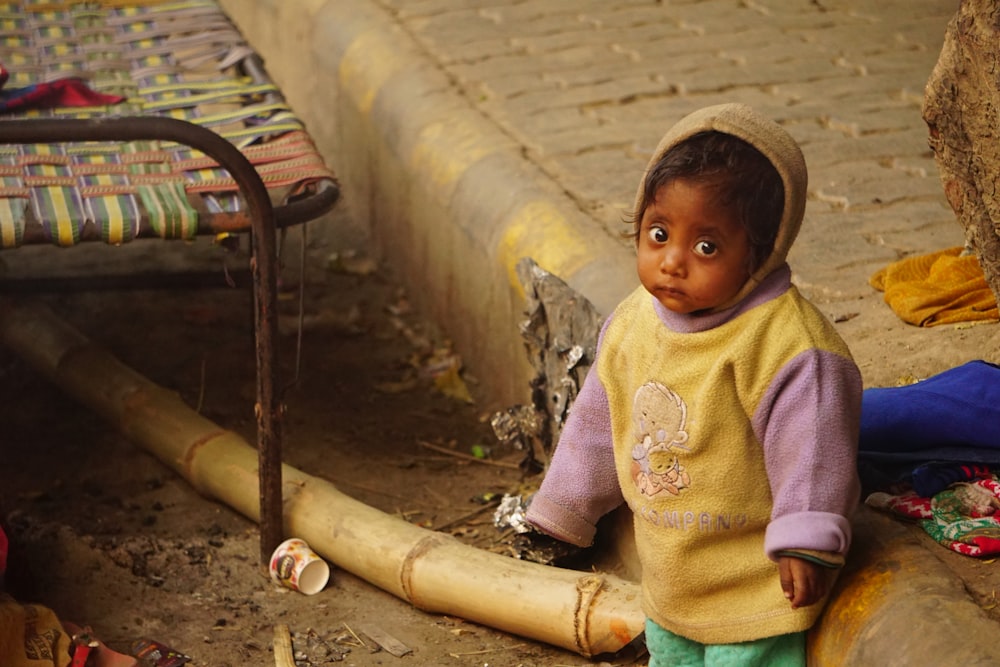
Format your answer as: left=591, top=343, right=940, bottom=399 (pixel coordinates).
left=866, top=489, right=933, bottom=519
left=866, top=478, right=1000, bottom=557
left=0, top=63, right=124, bottom=113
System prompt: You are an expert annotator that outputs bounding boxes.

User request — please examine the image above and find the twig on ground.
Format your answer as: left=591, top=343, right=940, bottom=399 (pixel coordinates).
left=433, top=500, right=501, bottom=533
left=341, top=623, right=370, bottom=650
left=416, top=440, right=520, bottom=469
left=422, top=482, right=450, bottom=506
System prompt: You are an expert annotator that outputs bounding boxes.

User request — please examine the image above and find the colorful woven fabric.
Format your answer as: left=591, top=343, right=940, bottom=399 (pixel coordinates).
left=865, top=489, right=933, bottom=520
left=869, top=246, right=999, bottom=327
left=866, top=478, right=1000, bottom=557
left=924, top=480, right=1000, bottom=557
left=0, top=0, right=337, bottom=249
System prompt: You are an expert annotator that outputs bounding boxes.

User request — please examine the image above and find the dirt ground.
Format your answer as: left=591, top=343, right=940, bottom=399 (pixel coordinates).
left=2, top=206, right=1000, bottom=667
left=0, top=212, right=642, bottom=667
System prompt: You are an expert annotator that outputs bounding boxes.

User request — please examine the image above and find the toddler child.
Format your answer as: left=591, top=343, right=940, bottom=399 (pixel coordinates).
left=525, top=103, right=862, bottom=667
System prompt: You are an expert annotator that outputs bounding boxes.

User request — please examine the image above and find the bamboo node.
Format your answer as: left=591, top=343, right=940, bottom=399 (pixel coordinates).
left=573, top=574, right=607, bottom=656
left=399, top=532, right=452, bottom=606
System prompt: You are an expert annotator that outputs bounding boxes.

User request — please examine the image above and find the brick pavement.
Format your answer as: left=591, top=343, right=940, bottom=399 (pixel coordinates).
left=231, top=0, right=1000, bottom=402
left=385, top=0, right=997, bottom=389
left=225, top=1, right=1000, bottom=663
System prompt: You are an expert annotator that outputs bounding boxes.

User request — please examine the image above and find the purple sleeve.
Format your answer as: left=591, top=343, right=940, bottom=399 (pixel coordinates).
left=525, top=358, right=624, bottom=547
left=757, top=349, right=862, bottom=560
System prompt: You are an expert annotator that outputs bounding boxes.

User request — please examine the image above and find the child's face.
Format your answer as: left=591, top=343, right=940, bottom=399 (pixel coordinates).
left=637, top=178, right=752, bottom=314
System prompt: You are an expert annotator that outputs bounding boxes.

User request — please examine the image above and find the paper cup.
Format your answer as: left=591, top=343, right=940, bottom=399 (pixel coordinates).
left=269, top=538, right=330, bottom=595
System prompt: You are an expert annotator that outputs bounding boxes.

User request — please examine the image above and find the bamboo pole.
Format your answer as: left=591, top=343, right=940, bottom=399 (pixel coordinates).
left=0, top=298, right=644, bottom=657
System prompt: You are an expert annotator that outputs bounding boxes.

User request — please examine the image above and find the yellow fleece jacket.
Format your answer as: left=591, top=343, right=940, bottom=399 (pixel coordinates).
left=598, top=286, right=856, bottom=644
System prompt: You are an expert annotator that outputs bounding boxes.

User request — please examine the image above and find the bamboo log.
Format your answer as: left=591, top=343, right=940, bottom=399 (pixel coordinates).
left=0, top=298, right=644, bottom=657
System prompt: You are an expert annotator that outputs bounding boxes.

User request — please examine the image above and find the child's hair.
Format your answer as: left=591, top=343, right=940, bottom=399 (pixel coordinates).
left=630, top=131, right=785, bottom=274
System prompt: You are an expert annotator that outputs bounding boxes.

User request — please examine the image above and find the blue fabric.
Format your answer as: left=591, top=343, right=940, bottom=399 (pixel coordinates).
left=910, top=461, right=991, bottom=497
left=858, top=360, right=1000, bottom=492
left=644, top=618, right=805, bottom=667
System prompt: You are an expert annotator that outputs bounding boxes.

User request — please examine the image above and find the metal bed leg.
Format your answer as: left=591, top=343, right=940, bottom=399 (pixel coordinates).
left=0, top=116, right=285, bottom=565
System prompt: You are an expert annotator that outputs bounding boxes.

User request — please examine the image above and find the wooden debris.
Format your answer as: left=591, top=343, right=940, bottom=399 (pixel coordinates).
left=416, top=439, right=520, bottom=469
left=272, top=625, right=294, bottom=667
left=358, top=624, right=412, bottom=657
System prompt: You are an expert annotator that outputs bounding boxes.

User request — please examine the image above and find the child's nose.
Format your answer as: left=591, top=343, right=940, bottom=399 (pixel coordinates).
left=661, top=245, right=685, bottom=275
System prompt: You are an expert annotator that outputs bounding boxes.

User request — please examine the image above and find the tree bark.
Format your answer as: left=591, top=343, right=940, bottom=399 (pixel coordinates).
left=923, top=0, right=1000, bottom=304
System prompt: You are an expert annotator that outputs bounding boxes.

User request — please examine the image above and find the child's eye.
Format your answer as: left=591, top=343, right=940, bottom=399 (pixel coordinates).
left=648, top=227, right=668, bottom=243
left=694, top=240, right=718, bottom=256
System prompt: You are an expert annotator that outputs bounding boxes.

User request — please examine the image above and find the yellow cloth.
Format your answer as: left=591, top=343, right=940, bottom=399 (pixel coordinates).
left=0, top=594, right=71, bottom=667
left=870, top=247, right=999, bottom=327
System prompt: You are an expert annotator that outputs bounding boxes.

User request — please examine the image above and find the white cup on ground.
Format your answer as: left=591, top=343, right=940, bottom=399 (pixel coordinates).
left=269, top=538, right=330, bottom=595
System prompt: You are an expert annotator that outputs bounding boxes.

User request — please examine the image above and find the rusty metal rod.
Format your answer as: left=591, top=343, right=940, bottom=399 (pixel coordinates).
left=272, top=181, right=339, bottom=228
left=0, top=116, right=284, bottom=564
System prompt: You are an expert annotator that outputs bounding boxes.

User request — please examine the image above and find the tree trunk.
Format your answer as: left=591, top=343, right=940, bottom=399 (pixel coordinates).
left=923, top=0, right=1000, bottom=304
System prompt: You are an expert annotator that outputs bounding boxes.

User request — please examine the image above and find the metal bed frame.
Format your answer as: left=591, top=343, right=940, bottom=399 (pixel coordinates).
left=0, top=1, right=340, bottom=563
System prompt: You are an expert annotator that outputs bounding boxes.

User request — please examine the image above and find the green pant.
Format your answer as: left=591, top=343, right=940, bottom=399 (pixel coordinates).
left=645, top=618, right=806, bottom=667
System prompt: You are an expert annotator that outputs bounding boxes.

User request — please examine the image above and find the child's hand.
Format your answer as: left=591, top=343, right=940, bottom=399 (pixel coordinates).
left=778, top=556, right=828, bottom=609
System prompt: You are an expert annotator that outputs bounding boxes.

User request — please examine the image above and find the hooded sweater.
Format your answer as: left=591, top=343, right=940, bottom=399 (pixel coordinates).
left=525, top=103, right=862, bottom=644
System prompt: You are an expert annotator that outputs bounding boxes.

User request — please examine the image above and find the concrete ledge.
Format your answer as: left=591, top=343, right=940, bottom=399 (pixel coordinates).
left=223, top=0, right=635, bottom=409
left=811, top=507, right=1000, bottom=665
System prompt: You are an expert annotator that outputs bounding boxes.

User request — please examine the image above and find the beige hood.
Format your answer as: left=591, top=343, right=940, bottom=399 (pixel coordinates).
left=633, top=103, right=808, bottom=310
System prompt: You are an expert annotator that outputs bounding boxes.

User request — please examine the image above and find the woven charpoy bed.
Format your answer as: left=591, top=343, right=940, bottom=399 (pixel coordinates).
left=0, top=0, right=340, bottom=561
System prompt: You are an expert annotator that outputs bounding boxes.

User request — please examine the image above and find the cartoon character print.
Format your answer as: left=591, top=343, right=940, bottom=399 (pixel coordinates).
left=630, top=381, right=691, bottom=498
